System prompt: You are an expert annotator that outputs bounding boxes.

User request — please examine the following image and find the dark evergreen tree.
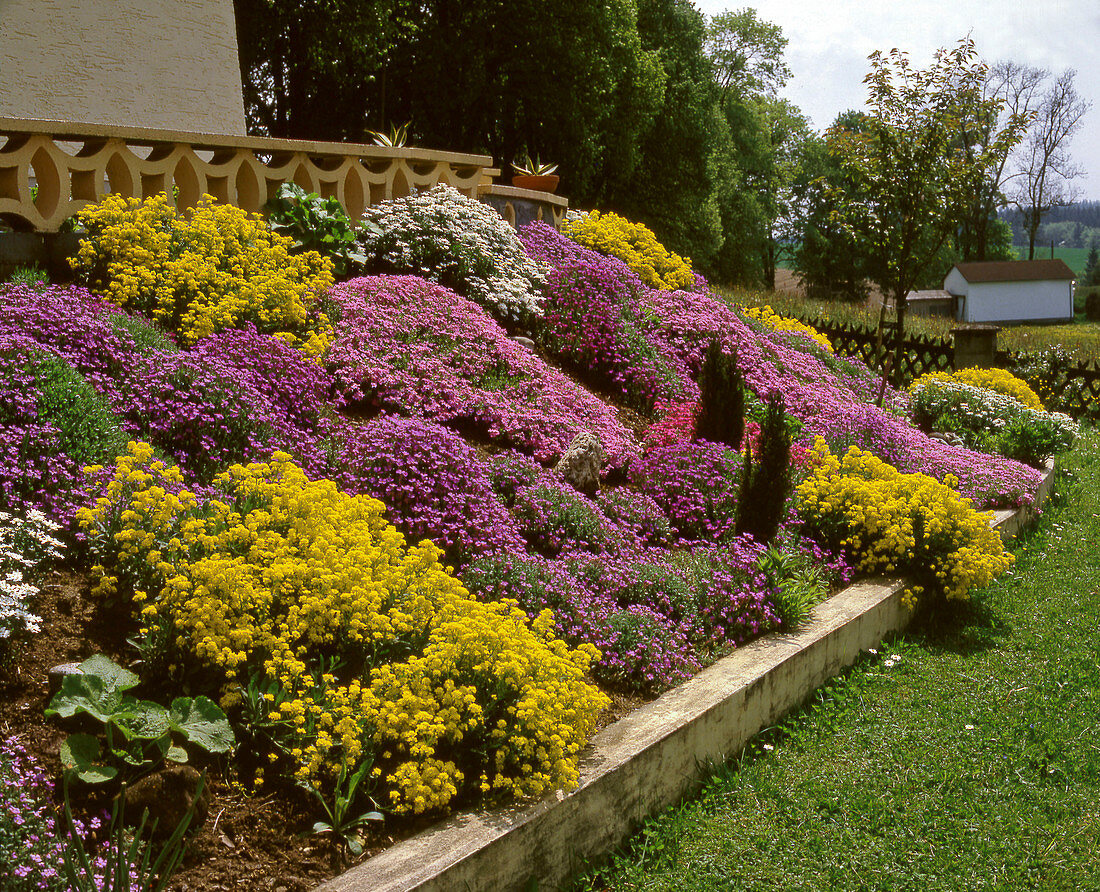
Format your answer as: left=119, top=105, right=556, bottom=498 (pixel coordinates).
left=694, top=340, right=744, bottom=450
left=735, top=392, right=792, bottom=545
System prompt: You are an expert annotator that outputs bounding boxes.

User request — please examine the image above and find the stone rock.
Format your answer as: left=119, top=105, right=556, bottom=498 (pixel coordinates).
left=123, top=764, right=209, bottom=835
left=48, top=662, right=83, bottom=696
left=511, top=335, right=536, bottom=350
left=928, top=430, right=966, bottom=448
left=555, top=432, right=607, bottom=495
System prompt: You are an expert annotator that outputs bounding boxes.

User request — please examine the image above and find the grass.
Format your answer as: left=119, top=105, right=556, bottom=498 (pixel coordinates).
left=571, top=429, right=1100, bottom=892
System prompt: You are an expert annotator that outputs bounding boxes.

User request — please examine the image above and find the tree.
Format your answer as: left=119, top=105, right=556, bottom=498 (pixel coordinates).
left=1008, top=68, right=1092, bottom=259
left=703, top=8, right=805, bottom=287
left=954, top=60, right=1045, bottom=262
left=234, top=0, right=405, bottom=140
left=705, top=8, right=790, bottom=100
left=606, top=0, right=727, bottom=272
left=826, top=39, right=1025, bottom=380
left=792, top=112, right=873, bottom=302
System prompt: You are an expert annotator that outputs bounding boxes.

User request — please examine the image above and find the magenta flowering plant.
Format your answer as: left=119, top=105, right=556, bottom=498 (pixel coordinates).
left=332, top=414, right=525, bottom=566
left=110, top=330, right=335, bottom=483
left=461, top=552, right=701, bottom=692
left=628, top=441, right=743, bottom=543
left=325, top=275, right=640, bottom=468
left=519, top=226, right=692, bottom=411
left=594, top=488, right=674, bottom=548
left=511, top=478, right=628, bottom=556
left=520, top=228, right=1029, bottom=508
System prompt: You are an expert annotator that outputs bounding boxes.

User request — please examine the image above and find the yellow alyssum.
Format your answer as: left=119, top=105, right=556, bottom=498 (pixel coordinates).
left=562, top=210, right=696, bottom=291
left=796, top=439, right=1013, bottom=607
left=79, top=443, right=608, bottom=815
left=71, top=193, right=334, bottom=357
left=742, top=305, right=834, bottom=353
left=910, top=368, right=1043, bottom=410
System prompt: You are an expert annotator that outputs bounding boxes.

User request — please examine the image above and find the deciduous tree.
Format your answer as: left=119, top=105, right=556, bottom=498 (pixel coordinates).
left=1008, top=68, right=1092, bottom=259
left=826, top=39, right=1025, bottom=380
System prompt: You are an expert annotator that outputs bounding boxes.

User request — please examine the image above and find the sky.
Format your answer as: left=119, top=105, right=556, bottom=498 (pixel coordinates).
left=694, top=0, right=1100, bottom=199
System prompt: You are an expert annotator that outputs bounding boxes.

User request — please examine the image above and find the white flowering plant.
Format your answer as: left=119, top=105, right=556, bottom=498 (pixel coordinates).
left=0, top=508, right=63, bottom=642
left=910, top=376, right=1077, bottom=468
left=356, top=184, right=548, bottom=326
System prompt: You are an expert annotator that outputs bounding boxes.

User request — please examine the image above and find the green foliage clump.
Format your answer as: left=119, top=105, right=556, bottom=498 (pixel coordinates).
left=263, top=183, right=369, bottom=278
left=18, top=350, right=127, bottom=468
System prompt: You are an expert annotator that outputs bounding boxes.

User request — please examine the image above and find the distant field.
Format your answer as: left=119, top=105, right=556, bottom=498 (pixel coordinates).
left=1012, top=244, right=1089, bottom=275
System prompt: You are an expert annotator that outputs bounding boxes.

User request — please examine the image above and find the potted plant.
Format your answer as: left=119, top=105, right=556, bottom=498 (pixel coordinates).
left=511, top=155, right=559, bottom=193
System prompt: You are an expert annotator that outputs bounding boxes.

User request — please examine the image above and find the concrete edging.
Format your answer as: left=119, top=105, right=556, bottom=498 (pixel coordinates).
left=318, top=460, right=1056, bottom=892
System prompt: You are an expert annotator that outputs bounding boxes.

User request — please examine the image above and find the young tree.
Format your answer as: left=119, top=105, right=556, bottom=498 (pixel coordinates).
left=826, top=39, right=1025, bottom=380
left=1008, top=69, right=1092, bottom=259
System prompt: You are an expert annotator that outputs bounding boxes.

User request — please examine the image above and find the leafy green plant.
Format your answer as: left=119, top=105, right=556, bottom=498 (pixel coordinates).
left=7, top=263, right=49, bottom=290
left=46, top=654, right=234, bottom=783
left=299, top=757, right=383, bottom=857
left=263, top=183, right=370, bottom=278
left=59, top=771, right=203, bottom=892
left=757, top=543, right=831, bottom=628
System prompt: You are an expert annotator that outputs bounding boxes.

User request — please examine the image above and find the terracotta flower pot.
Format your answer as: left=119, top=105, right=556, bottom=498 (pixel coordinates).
left=511, top=174, right=560, bottom=193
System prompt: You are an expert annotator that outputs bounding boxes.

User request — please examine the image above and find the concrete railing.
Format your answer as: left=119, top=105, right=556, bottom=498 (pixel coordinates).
left=0, top=118, right=495, bottom=231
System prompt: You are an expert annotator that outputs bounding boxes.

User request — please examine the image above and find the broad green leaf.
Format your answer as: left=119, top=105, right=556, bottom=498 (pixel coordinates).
left=168, top=696, right=235, bottom=754
left=60, top=733, right=117, bottom=783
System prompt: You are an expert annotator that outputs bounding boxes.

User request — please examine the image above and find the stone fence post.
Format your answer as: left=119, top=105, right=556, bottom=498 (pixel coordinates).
left=952, top=324, right=1000, bottom=370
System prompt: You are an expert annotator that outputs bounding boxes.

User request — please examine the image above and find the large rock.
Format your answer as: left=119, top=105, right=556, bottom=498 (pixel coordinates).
left=123, top=764, right=209, bottom=835
left=555, top=432, right=607, bottom=495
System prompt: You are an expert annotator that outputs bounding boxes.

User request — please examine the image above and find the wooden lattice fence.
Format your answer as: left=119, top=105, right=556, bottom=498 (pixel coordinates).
left=799, top=314, right=1100, bottom=419
left=802, top=318, right=954, bottom=383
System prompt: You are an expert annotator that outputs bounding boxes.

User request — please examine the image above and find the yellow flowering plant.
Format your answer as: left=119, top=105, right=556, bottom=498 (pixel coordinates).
left=911, top=368, right=1043, bottom=410
left=741, top=305, right=834, bottom=354
left=78, top=442, right=608, bottom=816
left=71, top=193, right=335, bottom=357
left=795, top=439, right=1014, bottom=608
left=562, top=210, right=696, bottom=291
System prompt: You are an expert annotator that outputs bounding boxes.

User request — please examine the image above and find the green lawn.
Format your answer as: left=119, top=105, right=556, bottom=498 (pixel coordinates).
left=1014, top=245, right=1090, bottom=277
left=571, top=431, right=1100, bottom=892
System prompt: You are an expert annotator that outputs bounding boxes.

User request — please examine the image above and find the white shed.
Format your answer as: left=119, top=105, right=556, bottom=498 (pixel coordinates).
left=945, top=260, right=1076, bottom=324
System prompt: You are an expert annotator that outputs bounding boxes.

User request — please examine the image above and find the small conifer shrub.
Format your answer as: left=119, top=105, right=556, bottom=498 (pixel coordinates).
left=736, top=392, right=793, bottom=545
left=694, top=340, right=744, bottom=450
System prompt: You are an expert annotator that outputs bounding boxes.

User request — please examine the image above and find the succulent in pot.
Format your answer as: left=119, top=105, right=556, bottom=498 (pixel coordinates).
left=512, top=154, right=560, bottom=193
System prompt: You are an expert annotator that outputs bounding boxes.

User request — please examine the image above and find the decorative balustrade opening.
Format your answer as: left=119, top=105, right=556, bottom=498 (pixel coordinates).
left=0, top=118, right=494, bottom=232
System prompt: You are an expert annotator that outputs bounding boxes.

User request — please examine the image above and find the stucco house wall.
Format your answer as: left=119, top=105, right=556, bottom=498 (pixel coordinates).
left=0, top=0, right=246, bottom=135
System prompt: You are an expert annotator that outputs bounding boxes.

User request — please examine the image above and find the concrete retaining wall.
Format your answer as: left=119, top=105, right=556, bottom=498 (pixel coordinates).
left=317, top=462, right=1055, bottom=892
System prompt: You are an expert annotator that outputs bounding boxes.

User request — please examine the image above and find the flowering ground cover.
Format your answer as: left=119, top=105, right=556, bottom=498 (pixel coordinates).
left=0, top=191, right=1065, bottom=890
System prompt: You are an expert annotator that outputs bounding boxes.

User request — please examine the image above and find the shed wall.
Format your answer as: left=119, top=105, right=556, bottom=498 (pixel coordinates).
left=963, top=280, right=1074, bottom=323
